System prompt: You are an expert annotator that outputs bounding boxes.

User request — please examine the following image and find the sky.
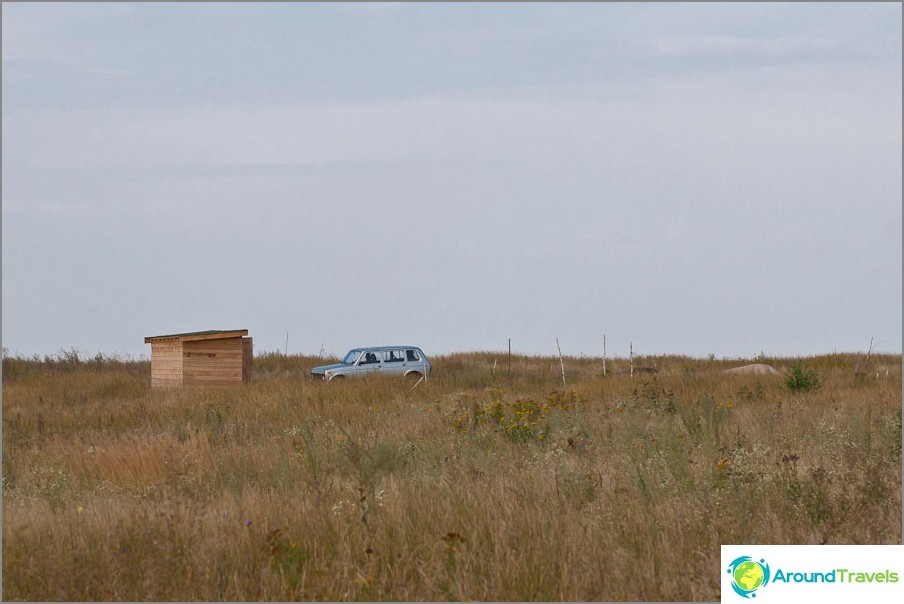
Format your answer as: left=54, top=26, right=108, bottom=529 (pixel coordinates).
left=2, top=2, right=901, bottom=360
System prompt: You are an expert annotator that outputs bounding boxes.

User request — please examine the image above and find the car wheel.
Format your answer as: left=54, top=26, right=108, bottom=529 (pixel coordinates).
left=330, top=375, right=346, bottom=381
left=406, top=371, right=422, bottom=381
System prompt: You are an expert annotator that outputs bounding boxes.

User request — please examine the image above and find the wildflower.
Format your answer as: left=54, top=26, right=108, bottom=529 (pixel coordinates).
left=440, top=532, right=466, bottom=544
left=246, top=520, right=253, bottom=527
left=76, top=506, right=84, bottom=514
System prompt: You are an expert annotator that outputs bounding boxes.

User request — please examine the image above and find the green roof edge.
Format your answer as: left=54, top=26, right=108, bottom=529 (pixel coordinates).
left=146, top=329, right=248, bottom=340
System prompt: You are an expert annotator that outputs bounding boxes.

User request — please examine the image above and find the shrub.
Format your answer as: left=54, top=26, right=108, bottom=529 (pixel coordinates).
left=447, top=389, right=577, bottom=442
left=785, top=363, right=820, bottom=392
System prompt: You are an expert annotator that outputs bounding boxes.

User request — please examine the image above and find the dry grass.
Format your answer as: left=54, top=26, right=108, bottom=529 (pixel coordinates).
left=2, top=351, right=901, bottom=601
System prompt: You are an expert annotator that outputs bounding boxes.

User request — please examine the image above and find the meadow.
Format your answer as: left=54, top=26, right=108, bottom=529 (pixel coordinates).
left=2, top=350, right=901, bottom=601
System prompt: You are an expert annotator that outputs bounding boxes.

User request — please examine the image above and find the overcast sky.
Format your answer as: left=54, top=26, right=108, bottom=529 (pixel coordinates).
left=2, top=2, right=901, bottom=360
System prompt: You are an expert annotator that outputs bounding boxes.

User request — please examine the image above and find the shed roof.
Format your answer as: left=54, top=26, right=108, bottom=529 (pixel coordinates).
left=144, top=329, right=248, bottom=343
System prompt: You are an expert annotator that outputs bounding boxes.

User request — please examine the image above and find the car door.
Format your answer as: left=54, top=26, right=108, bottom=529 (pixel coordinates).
left=357, top=350, right=384, bottom=375
left=382, top=348, right=407, bottom=375
left=404, top=348, right=426, bottom=375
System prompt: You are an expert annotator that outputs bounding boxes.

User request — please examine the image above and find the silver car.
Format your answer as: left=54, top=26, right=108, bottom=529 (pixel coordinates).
left=311, top=346, right=432, bottom=381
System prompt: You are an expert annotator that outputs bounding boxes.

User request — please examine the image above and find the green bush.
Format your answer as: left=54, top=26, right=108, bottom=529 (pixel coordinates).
left=786, top=363, right=820, bottom=392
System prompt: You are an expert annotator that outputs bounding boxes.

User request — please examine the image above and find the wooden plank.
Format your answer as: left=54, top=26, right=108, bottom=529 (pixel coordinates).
left=183, top=351, right=242, bottom=359
left=183, top=339, right=242, bottom=347
left=184, top=367, right=242, bottom=374
left=183, top=359, right=242, bottom=366
left=185, top=379, right=242, bottom=384
left=185, top=360, right=239, bottom=367
left=183, top=362, right=241, bottom=370
left=151, top=342, right=182, bottom=348
left=183, top=371, right=243, bottom=378
left=177, top=331, right=247, bottom=342
left=183, top=347, right=243, bottom=354
left=184, top=337, right=242, bottom=344
left=183, top=365, right=242, bottom=373
left=146, top=330, right=247, bottom=343
left=184, top=358, right=242, bottom=367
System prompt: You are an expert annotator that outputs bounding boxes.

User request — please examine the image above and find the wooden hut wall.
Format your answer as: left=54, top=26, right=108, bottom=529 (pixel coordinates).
left=182, top=337, right=244, bottom=386
left=150, top=341, right=183, bottom=387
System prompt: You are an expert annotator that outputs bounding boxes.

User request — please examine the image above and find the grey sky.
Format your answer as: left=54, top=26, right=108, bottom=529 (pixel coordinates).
left=2, top=2, right=901, bottom=360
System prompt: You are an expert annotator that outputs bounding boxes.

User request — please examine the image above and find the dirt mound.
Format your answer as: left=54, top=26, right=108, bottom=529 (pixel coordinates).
left=722, top=363, right=780, bottom=376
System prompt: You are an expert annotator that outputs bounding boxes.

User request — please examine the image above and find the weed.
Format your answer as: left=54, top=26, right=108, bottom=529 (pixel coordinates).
left=1, top=352, right=900, bottom=601
left=786, top=363, right=821, bottom=392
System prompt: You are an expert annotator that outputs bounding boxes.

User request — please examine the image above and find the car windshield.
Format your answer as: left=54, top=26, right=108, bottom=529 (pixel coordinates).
left=341, top=350, right=362, bottom=364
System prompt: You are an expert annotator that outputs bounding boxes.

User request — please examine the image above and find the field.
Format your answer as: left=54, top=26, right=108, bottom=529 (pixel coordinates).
left=2, top=350, right=901, bottom=601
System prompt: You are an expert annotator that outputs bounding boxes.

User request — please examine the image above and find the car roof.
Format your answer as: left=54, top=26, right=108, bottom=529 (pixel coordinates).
left=349, top=346, right=423, bottom=352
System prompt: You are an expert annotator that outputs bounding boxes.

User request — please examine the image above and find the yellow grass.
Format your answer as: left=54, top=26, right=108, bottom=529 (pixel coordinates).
left=2, top=351, right=901, bottom=600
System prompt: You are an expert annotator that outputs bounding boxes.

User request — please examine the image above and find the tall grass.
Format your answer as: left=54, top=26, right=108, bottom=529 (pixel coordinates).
left=2, top=350, right=901, bottom=600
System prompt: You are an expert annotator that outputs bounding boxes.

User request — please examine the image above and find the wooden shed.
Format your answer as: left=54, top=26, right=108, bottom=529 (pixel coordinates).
left=144, top=330, right=252, bottom=387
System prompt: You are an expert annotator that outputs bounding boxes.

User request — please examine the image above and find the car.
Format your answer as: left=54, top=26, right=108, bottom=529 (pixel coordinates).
left=310, top=346, right=432, bottom=381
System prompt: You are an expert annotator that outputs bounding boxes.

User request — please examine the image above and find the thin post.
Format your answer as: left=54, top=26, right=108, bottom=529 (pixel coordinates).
left=556, top=338, right=566, bottom=387
left=508, top=339, right=512, bottom=381
left=630, top=341, right=634, bottom=381
left=284, top=330, right=289, bottom=357
left=602, top=334, right=607, bottom=377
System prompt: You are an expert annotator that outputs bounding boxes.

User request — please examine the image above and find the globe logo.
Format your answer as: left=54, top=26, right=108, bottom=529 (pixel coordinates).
left=727, top=556, right=771, bottom=598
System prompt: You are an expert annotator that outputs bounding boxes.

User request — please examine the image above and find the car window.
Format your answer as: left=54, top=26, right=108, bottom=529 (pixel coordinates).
left=406, top=349, right=421, bottom=362
left=360, top=351, right=382, bottom=364
left=385, top=349, right=404, bottom=363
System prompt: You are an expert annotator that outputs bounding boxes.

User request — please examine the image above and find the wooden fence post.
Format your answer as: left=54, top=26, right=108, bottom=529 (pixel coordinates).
left=630, top=341, right=634, bottom=381
left=556, top=338, right=566, bottom=387
left=603, top=334, right=607, bottom=377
